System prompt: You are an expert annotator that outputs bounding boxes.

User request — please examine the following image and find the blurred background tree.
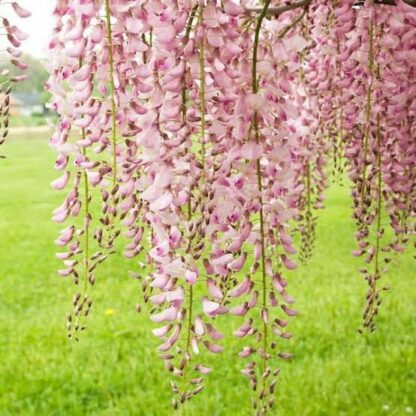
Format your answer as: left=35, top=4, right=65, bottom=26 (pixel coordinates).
left=4, top=54, right=48, bottom=94
left=1, top=54, right=51, bottom=126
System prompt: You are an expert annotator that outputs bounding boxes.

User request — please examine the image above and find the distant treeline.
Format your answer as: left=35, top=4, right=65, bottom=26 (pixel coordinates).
left=4, top=54, right=50, bottom=102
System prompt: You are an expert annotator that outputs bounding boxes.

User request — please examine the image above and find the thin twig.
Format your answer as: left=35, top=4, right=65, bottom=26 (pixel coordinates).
left=247, top=0, right=312, bottom=15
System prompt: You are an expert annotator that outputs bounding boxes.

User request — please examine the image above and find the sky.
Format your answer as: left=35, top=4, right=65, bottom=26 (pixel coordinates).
left=2, top=0, right=55, bottom=58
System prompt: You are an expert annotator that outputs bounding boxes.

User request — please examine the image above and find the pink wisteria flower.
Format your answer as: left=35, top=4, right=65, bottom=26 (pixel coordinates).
left=44, top=0, right=416, bottom=414
left=0, top=1, right=30, bottom=149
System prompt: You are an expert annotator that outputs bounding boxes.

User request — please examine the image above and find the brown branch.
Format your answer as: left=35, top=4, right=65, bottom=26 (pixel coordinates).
left=354, top=0, right=416, bottom=6
left=278, top=7, right=308, bottom=38
left=247, top=0, right=416, bottom=14
left=247, top=0, right=312, bottom=15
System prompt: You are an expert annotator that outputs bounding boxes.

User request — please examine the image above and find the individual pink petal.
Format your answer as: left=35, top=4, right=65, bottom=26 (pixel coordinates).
left=150, top=192, right=172, bottom=211
left=159, top=324, right=182, bottom=351
left=166, top=287, right=185, bottom=303
left=228, top=253, right=247, bottom=272
left=57, top=268, right=72, bottom=277
left=239, top=346, right=255, bottom=358
left=224, top=0, right=244, bottom=16
left=12, top=56, right=28, bottom=70
left=185, top=269, right=198, bottom=285
left=154, top=169, right=172, bottom=188
left=55, top=252, right=71, bottom=260
left=152, top=324, right=172, bottom=338
left=195, top=364, right=212, bottom=375
left=240, top=142, right=263, bottom=160
left=207, top=278, right=223, bottom=299
left=233, top=319, right=253, bottom=338
left=229, top=277, right=251, bottom=298
left=283, top=34, right=308, bottom=53
left=261, top=308, right=269, bottom=324
left=281, top=305, right=298, bottom=317
left=87, top=172, right=102, bottom=186
left=155, top=24, right=175, bottom=44
left=64, top=19, right=84, bottom=41
left=51, top=172, right=70, bottom=190
left=7, top=47, right=22, bottom=58
left=230, top=302, right=248, bottom=316
left=246, top=93, right=266, bottom=111
left=191, top=337, right=199, bottom=354
left=55, top=226, right=75, bottom=246
left=211, top=253, right=233, bottom=266
left=150, top=293, right=166, bottom=305
left=149, top=240, right=170, bottom=260
left=12, top=2, right=32, bottom=18
left=202, top=297, right=220, bottom=316
left=247, top=291, right=258, bottom=309
left=164, top=259, right=185, bottom=278
left=205, top=323, right=223, bottom=341
left=203, top=341, right=223, bottom=354
left=151, top=306, right=178, bottom=323
left=202, top=297, right=227, bottom=317
left=279, top=352, right=294, bottom=360
left=281, top=254, right=297, bottom=270
left=8, top=25, right=28, bottom=42
left=194, top=316, right=205, bottom=336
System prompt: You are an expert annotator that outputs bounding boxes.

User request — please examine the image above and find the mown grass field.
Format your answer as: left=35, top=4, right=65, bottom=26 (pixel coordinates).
left=8, top=116, right=48, bottom=128
left=0, top=133, right=415, bottom=416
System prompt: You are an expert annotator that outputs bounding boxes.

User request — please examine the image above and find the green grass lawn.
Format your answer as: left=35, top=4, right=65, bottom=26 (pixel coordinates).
left=0, top=134, right=414, bottom=416
left=8, top=115, right=48, bottom=128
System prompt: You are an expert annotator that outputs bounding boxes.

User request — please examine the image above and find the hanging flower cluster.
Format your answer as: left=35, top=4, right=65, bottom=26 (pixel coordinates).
left=0, top=1, right=30, bottom=152
left=46, top=0, right=137, bottom=339
left=291, top=3, right=331, bottom=263
left=304, top=0, right=416, bottom=330
left=46, top=0, right=416, bottom=414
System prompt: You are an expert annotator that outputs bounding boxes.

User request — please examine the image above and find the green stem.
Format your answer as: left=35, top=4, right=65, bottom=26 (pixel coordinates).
left=252, top=0, right=272, bottom=378
left=374, top=113, right=382, bottom=278
left=373, top=49, right=383, bottom=283
left=252, top=0, right=272, bottom=94
left=183, top=5, right=199, bottom=357
left=198, top=7, right=206, bottom=173
left=104, top=0, right=118, bottom=186
left=185, top=5, right=199, bottom=40
left=82, top=139, right=90, bottom=297
left=185, top=286, right=194, bottom=354
left=185, top=197, right=193, bottom=354
left=78, top=57, right=90, bottom=309
left=181, top=6, right=199, bottom=122
left=335, top=37, right=345, bottom=179
left=141, top=34, right=148, bottom=64
left=277, top=6, right=308, bottom=39
left=338, top=104, right=344, bottom=171
left=306, top=161, right=312, bottom=241
left=367, top=91, right=383, bottom=328
left=361, top=16, right=375, bottom=205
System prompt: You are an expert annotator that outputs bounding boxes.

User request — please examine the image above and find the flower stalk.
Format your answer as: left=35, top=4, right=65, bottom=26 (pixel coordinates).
left=104, top=0, right=118, bottom=186
left=198, top=6, right=206, bottom=173
left=360, top=14, right=374, bottom=206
